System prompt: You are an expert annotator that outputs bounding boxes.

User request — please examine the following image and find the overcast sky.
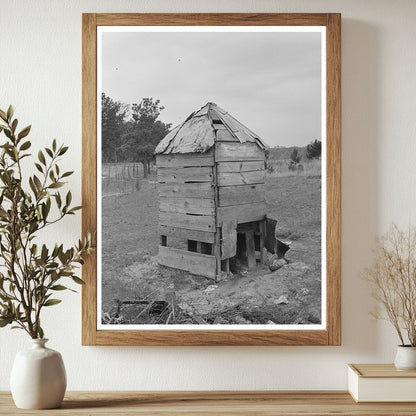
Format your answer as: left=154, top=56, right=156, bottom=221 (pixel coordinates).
left=101, top=30, right=322, bottom=147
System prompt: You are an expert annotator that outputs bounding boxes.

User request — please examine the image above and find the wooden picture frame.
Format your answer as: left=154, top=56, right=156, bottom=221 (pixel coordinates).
left=82, top=13, right=341, bottom=346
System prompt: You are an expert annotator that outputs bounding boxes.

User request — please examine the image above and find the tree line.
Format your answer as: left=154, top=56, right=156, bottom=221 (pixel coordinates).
left=101, top=93, right=171, bottom=176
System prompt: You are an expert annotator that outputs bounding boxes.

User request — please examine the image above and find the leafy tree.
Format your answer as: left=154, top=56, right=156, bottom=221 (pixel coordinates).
left=101, top=93, right=128, bottom=163
left=132, top=98, right=164, bottom=124
left=120, top=98, right=171, bottom=177
left=290, top=148, right=302, bottom=164
left=306, top=139, right=322, bottom=160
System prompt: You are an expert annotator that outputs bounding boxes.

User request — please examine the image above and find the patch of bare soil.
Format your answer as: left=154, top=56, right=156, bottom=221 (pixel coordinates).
left=104, top=254, right=320, bottom=325
left=101, top=175, right=322, bottom=326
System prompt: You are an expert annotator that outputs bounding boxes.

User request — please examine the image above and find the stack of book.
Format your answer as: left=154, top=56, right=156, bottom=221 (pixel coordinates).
left=348, top=364, right=416, bottom=402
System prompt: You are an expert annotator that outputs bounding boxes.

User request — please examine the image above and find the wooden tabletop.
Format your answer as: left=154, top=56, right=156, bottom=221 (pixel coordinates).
left=1, top=391, right=416, bottom=415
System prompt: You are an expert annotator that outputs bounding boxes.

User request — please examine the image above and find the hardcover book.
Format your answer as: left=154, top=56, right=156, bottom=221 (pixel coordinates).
left=348, top=364, right=416, bottom=402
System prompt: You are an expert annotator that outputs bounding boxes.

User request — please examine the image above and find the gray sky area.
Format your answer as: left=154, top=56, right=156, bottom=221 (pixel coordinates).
left=101, top=30, right=322, bottom=147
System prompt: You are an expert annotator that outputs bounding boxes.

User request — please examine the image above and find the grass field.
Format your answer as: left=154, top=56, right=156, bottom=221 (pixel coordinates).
left=101, top=164, right=322, bottom=326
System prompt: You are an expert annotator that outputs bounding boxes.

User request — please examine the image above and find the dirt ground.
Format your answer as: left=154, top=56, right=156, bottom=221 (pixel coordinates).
left=101, top=171, right=322, bottom=325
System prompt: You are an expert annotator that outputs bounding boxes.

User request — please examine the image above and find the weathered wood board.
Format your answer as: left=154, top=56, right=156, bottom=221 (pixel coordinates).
left=215, top=142, right=265, bottom=162
left=217, top=202, right=267, bottom=226
left=215, top=129, right=238, bottom=142
left=156, top=152, right=214, bottom=168
left=217, top=171, right=264, bottom=186
left=159, top=182, right=214, bottom=199
left=157, top=166, right=213, bottom=183
left=159, top=225, right=215, bottom=244
left=217, top=161, right=265, bottom=173
left=266, top=217, right=278, bottom=254
left=244, top=229, right=256, bottom=270
left=221, top=219, right=237, bottom=260
left=158, top=246, right=216, bottom=279
left=218, top=184, right=266, bottom=207
left=159, top=197, right=215, bottom=216
left=159, top=212, right=215, bottom=232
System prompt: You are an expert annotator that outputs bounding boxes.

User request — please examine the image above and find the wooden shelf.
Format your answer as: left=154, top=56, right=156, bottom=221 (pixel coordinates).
left=1, top=391, right=416, bottom=415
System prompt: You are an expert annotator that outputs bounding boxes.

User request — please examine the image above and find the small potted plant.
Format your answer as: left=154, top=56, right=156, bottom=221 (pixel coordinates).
left=363, top=223, right=416, bottom=370
left=0, top=106, right=94, bottom=409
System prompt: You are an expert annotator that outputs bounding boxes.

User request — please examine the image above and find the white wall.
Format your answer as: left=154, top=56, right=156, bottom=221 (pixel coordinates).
left=1, top=0, right=415, bottom=391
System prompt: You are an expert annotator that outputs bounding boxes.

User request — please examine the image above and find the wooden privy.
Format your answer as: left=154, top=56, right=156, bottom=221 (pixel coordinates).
left=155, top=103, right=269, bottom=280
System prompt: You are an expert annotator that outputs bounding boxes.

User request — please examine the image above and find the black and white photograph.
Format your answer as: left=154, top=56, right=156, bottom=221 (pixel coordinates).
left=97, top=27, right=326, bottom=329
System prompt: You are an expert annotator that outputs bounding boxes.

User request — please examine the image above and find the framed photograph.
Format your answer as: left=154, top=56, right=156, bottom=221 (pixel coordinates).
left=82, top=13, right=341, bottom=346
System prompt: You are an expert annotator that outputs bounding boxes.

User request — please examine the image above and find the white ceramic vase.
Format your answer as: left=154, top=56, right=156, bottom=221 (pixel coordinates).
left=394, top=345, right=416, bottom=371
left=10, top=339, right=67, bottom=409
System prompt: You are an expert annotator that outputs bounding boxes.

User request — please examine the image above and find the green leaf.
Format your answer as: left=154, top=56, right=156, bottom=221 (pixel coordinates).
left=0, top=109, right=7, bottom=121
left=69, top=206, right=82, bottom=213
left=58, top=146, right=68, bottom=156
left=20, top=140, right=31, bottom=151
left=0, top=317, right=13, bottom=327
left=34, top=162, right=43, bottom=173
left=45, top=148, right=53, bottom=158
left=71, top=276, right=85, bottom=285
left=61, top=171, right=74, bottom=178
left=29, top=177, right=37, bottom=196
left=52, top=139, right=57, bottom=152
left=41, top=202, right=50, bottom=220
left=50, top=284, right=68, bottom=291
left=48, top=182, right=64, bottom=189
left=6, top=105, right=14, bottom=121
left=31, top=244, right=38, bottom=256
left=17, top=125, right=31, bottom=140
left=41, top=244, right=48, bottom=262
left=38, top=150, right=46, bottom=165
left=65, top=191, right=72, bottom=207
left=11, top=118, right=18, bottom=133
left=43, top=299, right=62, bottom=307
left=3, top=128, right=12, bottom=140
left=38, top=325, right=44, bottom=339
left=55, top=192, right=62, bottom=208
left=58, top=250, right=66, bottom=264
left=33, top=175, right=42, bottom=192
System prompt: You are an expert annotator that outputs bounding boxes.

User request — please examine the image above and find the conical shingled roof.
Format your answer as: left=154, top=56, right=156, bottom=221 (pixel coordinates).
left=154, top=102, right=268, bottom=155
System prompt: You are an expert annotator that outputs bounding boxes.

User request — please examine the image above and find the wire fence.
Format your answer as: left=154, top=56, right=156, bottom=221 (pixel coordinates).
left=102, top=162, right=157, bottom=196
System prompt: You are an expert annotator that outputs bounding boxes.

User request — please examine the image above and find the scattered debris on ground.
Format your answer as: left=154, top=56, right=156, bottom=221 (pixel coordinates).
left=103, top=254, right=321, bottom=326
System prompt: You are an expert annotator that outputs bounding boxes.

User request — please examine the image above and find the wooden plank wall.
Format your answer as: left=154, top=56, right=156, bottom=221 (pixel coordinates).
left=158, top=246, right=216, bottom=279
left=156, top=151, right=217, bottom=281
left=157, top=153, right=216, bottom=240
left=214, top=142, right=267, bottom=227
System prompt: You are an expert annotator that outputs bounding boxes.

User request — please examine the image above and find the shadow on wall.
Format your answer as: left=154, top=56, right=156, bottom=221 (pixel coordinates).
left=341, top=19, right=381, bottom=355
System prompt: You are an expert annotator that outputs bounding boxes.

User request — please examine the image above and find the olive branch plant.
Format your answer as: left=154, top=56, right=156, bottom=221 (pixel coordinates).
left=363, top=223, right=416, bottom=347
left=0, top=105, right=94, bottom=339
